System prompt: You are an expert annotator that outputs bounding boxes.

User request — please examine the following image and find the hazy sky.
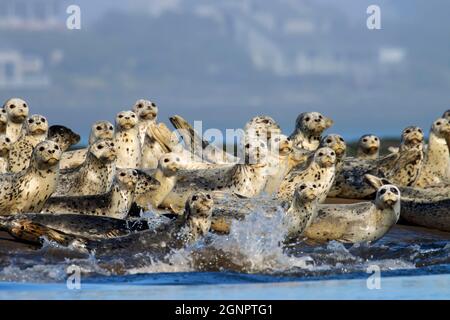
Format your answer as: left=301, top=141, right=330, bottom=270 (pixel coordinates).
left=1, top=0, right=448, bottom=144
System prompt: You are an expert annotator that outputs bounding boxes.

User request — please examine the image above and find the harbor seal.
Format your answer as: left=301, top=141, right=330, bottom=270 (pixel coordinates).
left=414, top=118, right=450, bottom=187
left=0, top=135, right=12, bottom=173
left=54, top=139, right=116, bottom=196
left=0, top=140, right=61, bottom=215
left=169, top=115, right=239, bottom=164
left=0, top=108, right=7, bottom=135
left=356, top=134, right=380, bottom=160
left=140, top=123, right=170, bottom=170
left=329, top=127, right=424, bottom=199
left=47, top=125, right=81, bottom=152
left=59, top=120, right=114, bottom=170
left=304, top=183, right=401, bottom=243
left=135, top=153, right=183, bottom=210
left=132, top=99, right=158, bottom=146
left=288, top=112, right=333, bottom=151
left=278, top=147, right=336, bottom=203
left=161, top=140, right=269, bottom=211
left=0, top=213, right=150, bottom=241
left=365, top=174, right=450, bottom=232
left=263, top=134, right=294, bottom=194
left=1, top=192, right=214, bottom=253
left=7, top=114, right=48, bottom=173
left=4, top=98, right=29, bottom=143
left=114, top=111, right=141, bottom=169
left=42, top=168, right=155, bottom=219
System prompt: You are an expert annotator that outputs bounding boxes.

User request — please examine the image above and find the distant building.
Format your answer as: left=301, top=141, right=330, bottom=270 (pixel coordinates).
left=0, top=0, right=66, bottom=30
left=0, top=49, right=50, bottom=88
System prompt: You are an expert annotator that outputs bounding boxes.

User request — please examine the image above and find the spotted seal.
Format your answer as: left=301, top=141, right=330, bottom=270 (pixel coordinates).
left=0, top=135, right=12, bottom=173
left=356, top=134, right=380, bottom=160
left=304, top=183, right=401, bottom=243
left=0, top=108, right=7, bottom=135
left=54, top=139, right=116, bottom=196
left=0, top=140, right=61, bottom=215
left=329, top=126, right=424, bottom=199
left=288, top=112, right=333, bottom=151
left=414, top=118, right=450, bottom=187
left=0, top=192, right=214, bottom=253
left=278, top=147, right=336, bottom=203
left=169, top=114, right=239, bottom=164
left=47, top=125, right=81, bottom=152
left=263, top=134, right=294, bottom=194
left=114, top=111, right=141, bottom=169
left=59, top=120, right=114, bottom=170
left=161, top=140, right=269, bottom=211
left=42, top=169, right=158, bottom=219
left=7, top=114, right=48, bottom=173
left=132, top=99, right=158, bottom=146
left=365, top=174, right=450, bottom=232
left=3, top=98, right=29, bottom=143
left=135, top=153, right=183, bottom=210
left=0, top=213, right=150, bottom=241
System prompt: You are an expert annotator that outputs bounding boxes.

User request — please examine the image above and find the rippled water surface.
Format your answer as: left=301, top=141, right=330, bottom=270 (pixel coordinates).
left=1, top=209, right=449, bottom=299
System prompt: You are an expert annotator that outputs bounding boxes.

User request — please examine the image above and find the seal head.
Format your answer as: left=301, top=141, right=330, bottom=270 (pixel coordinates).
left=132, top=99, right=158, bottom=121
left=4, top=98, right=29, bottom=123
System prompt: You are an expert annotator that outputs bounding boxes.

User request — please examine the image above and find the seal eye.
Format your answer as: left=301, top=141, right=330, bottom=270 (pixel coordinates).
left=299, top=185, right=306, bottom=190
left=374, top=137, right=378, bottom=141
left=38, top=146, right=45, bottom=152
left=331, top=151, right=335, bottom=156
left=418, top=128, right=422, bottom=133
left=96, top=126, right=102, bottom=130
left=304, top=117, right=310, bottom=122
left=379, top=189, right=387, bottom=195
left=436, top=122, right=442, bottom=126
left=1, top=109, right=5, bottom=113
left=138, top=104, right=143, bottom=108
left=5, top=138, right=10, bottom=142
left=390, top=187, right=398, bottom=194
left=110, top=143, right=114, bottom=147
left=109, top=126, right=113, bottom=130
left=41, top=118, right=46, bottom=122
left=362, top=138, right=367, bottom=142
left=405, top=129, right=411, bottom=134
left=151, top=103, right=156, bottom=107
left=206, top=194, right=211, bottom=199
left=118, top=115, right=123, bottom=118
left=318, top=152, right=323, bottom=156
left=164, top=158, right=170, bottom=163
left=23, top=103, right=27, bottom=108
left=318, top=115, right=323, bottom=119
left=120, top=172, right=126, bottom=177
left=313, top=184, right=317, bottom=188
left=131, top=114, right=136, bottom=118
left=97, top=145, right=104, bottom=149
left=326, top=139, right=332, bottom=143
left=192, top=195, right=198, bottom=201
left=28, top=119, right=34, bottom=123
left=132, top=170, right=137, bottom=176
left=9, top=104, right=15, bottom=109
left=54, top=145, right=59, bottom=150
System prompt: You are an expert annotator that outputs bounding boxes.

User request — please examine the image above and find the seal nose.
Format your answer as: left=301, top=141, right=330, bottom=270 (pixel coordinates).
left=125, top=116, right=130, bottom=120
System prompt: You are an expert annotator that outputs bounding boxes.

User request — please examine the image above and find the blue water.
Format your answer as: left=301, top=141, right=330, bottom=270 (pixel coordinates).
left=1, top=272, right=449, bottom=299
left=1, top=209, right=450, bottom=300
